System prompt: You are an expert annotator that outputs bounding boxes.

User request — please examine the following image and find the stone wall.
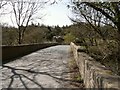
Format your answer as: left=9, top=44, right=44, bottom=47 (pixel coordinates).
left=2, top=43, right=58, bottom=64
left=70, top=42, right=120, bottom=89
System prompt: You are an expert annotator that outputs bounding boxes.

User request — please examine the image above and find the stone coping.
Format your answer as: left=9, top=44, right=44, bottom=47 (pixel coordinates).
left=70, top=42, right=120, bottom=89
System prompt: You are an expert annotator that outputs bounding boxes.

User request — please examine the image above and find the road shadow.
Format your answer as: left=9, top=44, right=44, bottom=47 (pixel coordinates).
left=2, top=65, right=83, bottom=89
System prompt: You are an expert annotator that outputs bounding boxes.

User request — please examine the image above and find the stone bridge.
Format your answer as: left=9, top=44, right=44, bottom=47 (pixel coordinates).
left=1, top=44, right=120, bottom=89
left=2, top=45, right=83, bottom=89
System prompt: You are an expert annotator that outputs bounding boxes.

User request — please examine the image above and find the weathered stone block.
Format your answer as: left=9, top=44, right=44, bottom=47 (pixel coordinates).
left=70, top=42, right=120, bottom=89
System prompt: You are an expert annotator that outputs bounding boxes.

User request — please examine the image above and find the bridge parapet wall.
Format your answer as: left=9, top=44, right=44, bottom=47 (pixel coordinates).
left=2, top=43, right=58, bottom=64
left=70, top=42, right=120, bottom=89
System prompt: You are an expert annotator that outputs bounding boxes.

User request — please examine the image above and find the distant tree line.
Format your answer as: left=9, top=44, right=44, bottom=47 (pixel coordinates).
left=2, top=24, right=64, bottom=45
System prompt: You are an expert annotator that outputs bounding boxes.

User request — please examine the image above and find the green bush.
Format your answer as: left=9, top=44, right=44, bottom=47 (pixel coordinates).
left=64, top=33, right=76, bottom=44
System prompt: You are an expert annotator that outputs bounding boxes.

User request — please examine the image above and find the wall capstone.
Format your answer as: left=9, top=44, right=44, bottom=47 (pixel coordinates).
left=70, top=42, right=120, bottom=89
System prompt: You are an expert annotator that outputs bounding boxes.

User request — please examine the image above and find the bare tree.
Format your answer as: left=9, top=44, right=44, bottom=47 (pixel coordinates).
left=70, top=1, right=120, bottom=75
left=0, top=0, right=8, bottom=16
left=9, top=0, right=47, bottom=44
left=0, top=0, right=7, bottom=9
left=84, top=2, right=120, bottom=75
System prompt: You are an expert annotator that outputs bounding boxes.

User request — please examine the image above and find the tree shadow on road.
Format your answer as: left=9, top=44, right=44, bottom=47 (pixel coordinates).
left=2, top=65, right=83, bottom=89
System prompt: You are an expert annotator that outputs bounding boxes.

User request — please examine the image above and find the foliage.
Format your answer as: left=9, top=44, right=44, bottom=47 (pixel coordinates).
left=2, top=24, right=49, bottom=45
left=23, top=25, right=48, bottom=44
left=2, top=27, right=17, bottom=45
left=2, top=24, right=64, bottom=45
left=64, top=33, right=75, bottom=44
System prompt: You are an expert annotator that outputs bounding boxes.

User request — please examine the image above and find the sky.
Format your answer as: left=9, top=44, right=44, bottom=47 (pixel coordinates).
left=0, top=0, right=73, bottom=27
left=41, top=0, right=73, bottom=27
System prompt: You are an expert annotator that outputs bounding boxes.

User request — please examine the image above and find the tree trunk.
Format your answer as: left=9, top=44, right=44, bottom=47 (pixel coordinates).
left=18, top=26, right=22, bottom=44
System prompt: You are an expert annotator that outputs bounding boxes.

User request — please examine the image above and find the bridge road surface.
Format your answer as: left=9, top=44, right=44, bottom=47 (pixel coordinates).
left=2, top=45, right=83, bottom=88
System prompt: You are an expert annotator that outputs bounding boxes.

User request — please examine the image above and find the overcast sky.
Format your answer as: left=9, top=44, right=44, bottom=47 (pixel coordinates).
left=42, top=0, right=73, bottom=27
left=0, top=0, right=73, bottom=27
